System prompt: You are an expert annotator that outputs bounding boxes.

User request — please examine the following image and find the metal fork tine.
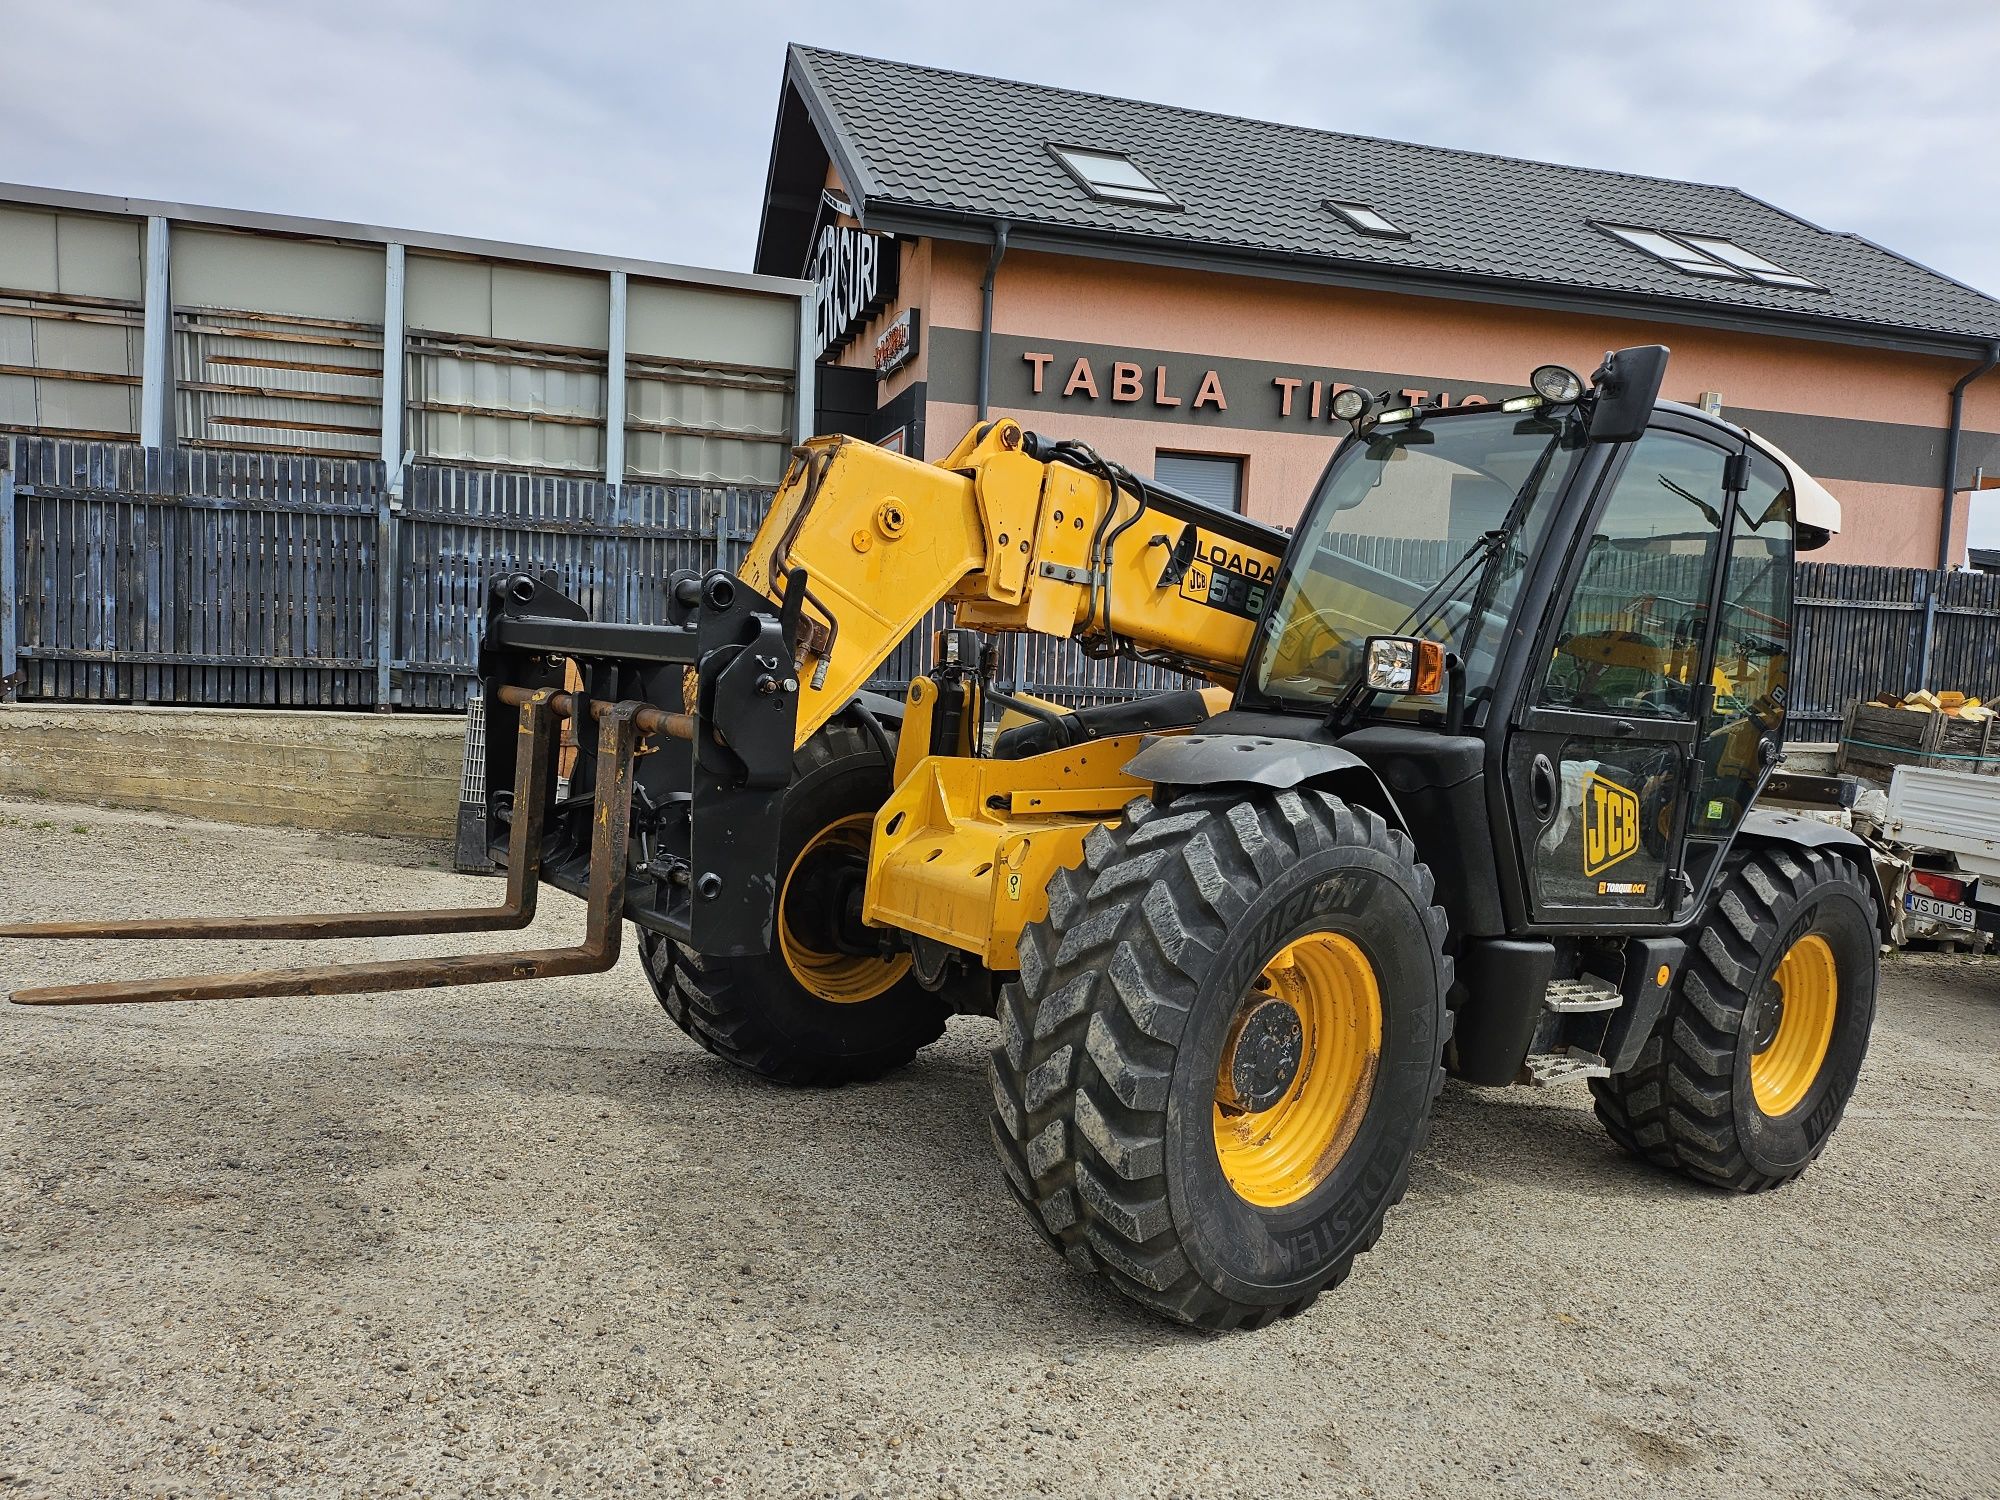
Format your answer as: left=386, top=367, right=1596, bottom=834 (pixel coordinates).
left=0, top=691, right=556, bottom=942
left=5, top=696, right=643, bottom=1008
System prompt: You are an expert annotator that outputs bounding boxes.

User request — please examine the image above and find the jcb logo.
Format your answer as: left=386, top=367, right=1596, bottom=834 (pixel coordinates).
left=1583, top=772, right=1641, bottom=875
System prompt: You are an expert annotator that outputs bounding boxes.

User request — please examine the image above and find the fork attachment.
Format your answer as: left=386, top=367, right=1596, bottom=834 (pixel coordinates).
left=4, top=561, right=806, bottom=1006
left=3, top=694, right=641, bottom=1006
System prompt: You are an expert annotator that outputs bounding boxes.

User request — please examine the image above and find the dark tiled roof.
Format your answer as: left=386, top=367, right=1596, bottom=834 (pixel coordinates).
left=787, top=46, right=2000, bottom=347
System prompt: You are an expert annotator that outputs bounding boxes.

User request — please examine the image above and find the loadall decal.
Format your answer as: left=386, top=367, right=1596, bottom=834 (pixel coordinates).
left=1583, top=772, right=1641, bottom=876
left=1175, top=535, right=1275, bottom=621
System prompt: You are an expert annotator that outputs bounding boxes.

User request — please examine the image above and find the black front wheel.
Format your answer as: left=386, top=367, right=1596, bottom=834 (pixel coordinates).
left=639, top=717, right=946, bottom=1086
left=989, top=787, right=1452, bottom=1330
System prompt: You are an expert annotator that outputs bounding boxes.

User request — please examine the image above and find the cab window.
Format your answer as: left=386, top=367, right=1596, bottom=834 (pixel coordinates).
left=1540, top=430, right=1730, bottom=719
left=1693, top=454, right=1793, bottom=834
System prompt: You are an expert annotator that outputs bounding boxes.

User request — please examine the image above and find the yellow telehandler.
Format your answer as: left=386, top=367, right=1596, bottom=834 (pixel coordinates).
left=4, top=346, right=1885, bottom=1329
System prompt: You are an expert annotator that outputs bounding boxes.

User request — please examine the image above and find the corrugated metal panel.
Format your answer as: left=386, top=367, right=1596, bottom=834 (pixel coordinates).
left=405, top=333, right=606, bottom=475
left=625, top=356, right=790, bottom=486
left=174, top=308, right=382, bottom=458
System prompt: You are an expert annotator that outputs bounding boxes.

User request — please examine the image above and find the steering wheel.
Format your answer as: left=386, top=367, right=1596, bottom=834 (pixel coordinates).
left=1268, top=608, right=1350, bottom=682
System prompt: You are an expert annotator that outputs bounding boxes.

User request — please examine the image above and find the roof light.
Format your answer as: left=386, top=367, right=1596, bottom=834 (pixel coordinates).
left=1500, top=394, right=1545, bottom=413
left=1601, top=225, right=1820, bottom=289
left=1678, top=234, right=1821, bottom=288
left=1323, top=201, right=1408, bottom=239
left=1374, top=405, right=1417, bottom=424
left=1531, top=364, right=1585, bottom=402
left=1330, top=387, right=1372, bottom=422
left=1048, top=146, right=1179, bottom=208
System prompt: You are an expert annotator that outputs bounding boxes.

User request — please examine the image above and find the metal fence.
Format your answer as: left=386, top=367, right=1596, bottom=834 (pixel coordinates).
left=0, top=436, right=765, bottom=710
left=1792, top=562, right=2000, bottom=743
left=3, top=435, right=1996, bottom=739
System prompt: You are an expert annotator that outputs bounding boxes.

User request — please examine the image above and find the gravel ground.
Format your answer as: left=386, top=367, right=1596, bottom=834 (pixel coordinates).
left=0, top=795, right=1994, bottom=1499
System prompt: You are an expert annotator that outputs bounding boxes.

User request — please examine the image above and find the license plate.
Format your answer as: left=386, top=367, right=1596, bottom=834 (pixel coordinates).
left=1905, top=891, right=1976, bottom=929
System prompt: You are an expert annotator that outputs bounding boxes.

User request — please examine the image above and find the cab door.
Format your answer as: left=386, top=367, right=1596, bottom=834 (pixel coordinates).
left=1504, top=422, right=1738, bottom=927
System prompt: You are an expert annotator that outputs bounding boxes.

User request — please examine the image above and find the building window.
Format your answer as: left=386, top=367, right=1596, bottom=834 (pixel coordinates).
left=1047, top=146, right=1179, bottom=208
left=1323, top=200, right=1408, bottom=239
left=1155, top=451, right=1244, bottom=512
left=1601, top=225, right=1820, bottom=289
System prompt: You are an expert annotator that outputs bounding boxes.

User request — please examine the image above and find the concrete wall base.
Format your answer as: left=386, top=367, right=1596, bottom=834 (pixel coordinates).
left=0, top=705, right=464, bottom=840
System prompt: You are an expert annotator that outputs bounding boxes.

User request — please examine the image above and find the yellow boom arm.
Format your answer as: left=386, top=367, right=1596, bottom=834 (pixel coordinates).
left=739, top=419, right=1284, bottom=745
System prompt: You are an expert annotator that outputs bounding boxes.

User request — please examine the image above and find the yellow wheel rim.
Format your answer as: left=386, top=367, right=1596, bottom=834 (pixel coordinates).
left=777, top=814, right=911, bottom=1004
left=1213, top=933, right=1383, bottom=1208
left=1751, top=933, right=1838, bottom=1116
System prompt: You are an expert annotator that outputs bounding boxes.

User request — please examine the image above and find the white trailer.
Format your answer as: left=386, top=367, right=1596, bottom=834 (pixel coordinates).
left=1880, top=765, right=2000, bottom=942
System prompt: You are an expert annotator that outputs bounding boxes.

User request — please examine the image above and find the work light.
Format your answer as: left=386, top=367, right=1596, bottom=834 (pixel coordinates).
left=1330, top=387, right=1371, bottom=423
left=1363, top=635, right=1445, bottom=695
left=1530, top=364, right=1585, bottom=403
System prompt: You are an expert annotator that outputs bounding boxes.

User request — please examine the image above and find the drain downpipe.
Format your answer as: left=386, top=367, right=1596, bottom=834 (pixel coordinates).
left=1939, top=341, right=2000, bottom=571
left=976, top=218, right=1010, bottom=420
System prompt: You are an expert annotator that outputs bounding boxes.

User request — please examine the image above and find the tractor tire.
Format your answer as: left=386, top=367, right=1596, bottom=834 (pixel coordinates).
left=639, top=716, right=946, bottom=1086
left=1590, top=846, right=1878, bottom=1190
left=989, top=787, right=1452, bottom=1330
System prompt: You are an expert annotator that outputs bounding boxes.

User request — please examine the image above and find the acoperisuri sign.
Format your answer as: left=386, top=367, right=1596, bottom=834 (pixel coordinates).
left=812, top=224, right=899, bottom=357
left=1020, top=349, right=1499, bottom=423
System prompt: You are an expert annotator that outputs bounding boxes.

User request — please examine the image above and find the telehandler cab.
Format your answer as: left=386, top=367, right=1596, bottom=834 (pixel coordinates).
left=4, top=345, right=1885, bottom=1330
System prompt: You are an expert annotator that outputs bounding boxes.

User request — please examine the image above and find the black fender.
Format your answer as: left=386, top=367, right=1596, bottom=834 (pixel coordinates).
left=1737, top=807, right=1893, bottom=941
left=1123, top=732, right=1408, bottom=832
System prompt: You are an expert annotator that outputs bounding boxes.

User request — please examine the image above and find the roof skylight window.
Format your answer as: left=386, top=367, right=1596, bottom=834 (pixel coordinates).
left=1676, top=234, right=1821, bottom=288
left=1048, top=146, right=1179, bottom=208
left=1323, top=200, right=1408, bottom=239
left=1603, top=225, right=1820, bottom=289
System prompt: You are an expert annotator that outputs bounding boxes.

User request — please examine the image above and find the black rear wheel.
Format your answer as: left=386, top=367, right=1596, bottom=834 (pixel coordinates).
left=639, top=717, right=946, bottom=1085
left=989, top=787, right=1451, bottom=1329
left=1591, top=845, right=1878, bottom=1189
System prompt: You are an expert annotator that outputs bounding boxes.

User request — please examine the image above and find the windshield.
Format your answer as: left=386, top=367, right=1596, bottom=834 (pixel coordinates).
left=1250, top=406, right=1586, bottom=721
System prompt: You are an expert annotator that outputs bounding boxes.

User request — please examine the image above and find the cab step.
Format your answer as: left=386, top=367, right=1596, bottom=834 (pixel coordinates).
left=1542, top=975, right=1623, bottom=1013
left=1522, top=1049, right=1612, bottom=1085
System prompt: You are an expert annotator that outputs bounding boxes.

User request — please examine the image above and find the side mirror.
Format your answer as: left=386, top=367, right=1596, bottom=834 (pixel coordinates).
left=1588, top=345, right=1671, bottom=443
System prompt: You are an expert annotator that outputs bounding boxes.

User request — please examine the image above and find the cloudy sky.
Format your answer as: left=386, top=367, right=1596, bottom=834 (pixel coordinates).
left=8, top=0, right=1994, bottom=289
left=8, top=1, right=1997, bottom=527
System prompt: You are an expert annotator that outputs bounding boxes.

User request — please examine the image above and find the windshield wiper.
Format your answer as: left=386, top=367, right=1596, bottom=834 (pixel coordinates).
left=1324, top=424, right=1570, bottom=735
left=1391, top=528, right=1504, bottom=639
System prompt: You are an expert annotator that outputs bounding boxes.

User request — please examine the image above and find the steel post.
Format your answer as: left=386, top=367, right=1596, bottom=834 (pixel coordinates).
left=605, top=270, right=628, bottom=491
left=0, top=442, right=16, bottom=691
left=376, top=245, right=407, bottom=712
left=379, top=244, right=406, bottom=473
left=793, top=283, right=816, bottom=444
left=1915, top=573, right=1939, bottom=692
left=138, top=217, right=171, bottom=450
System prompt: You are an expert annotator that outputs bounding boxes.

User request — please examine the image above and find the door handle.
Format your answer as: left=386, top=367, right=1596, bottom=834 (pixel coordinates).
left=1531, top=753, right=1557, bottom=819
